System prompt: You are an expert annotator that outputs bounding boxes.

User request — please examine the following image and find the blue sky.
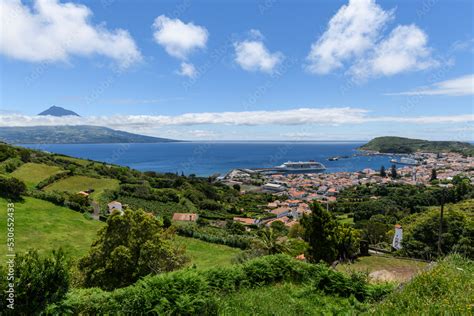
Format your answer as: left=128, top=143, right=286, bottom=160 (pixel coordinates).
left=0, top=0, right=473, bottom=140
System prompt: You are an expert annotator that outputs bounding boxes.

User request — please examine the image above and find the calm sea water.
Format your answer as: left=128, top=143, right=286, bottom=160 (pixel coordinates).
left=21, top=142, right=395, bottom=176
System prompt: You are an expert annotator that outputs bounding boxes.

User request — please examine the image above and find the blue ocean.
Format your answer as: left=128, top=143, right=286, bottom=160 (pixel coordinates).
left=22, top=142, right=395, bottom=176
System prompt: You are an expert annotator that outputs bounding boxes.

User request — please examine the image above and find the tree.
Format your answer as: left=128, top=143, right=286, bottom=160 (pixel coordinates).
left=334, top=224, right=361, bottom=262
left=0, top=177, right=26, bottom=201
left=79, top=210, right=188, bottom=290
left=225, top=220, right=245, bottom=234
left=301, top=202, right=339, bottom=264
left=253, top=227, right=289, bottom=255
left=364, top=219, right=391, bottom=245
left=0, top=249, right=69, bottom=314
left=390, top=165, right=398, bottom=179
left=232, top=183, right=241, bottom=192
left=401, top=209, right=472, bottom=260
left=270, top=220, right=289, bottom=236
left=288, top=222, right=305, bottom=239
left=163, top=216, right=172, bottom=228
left=380, top=165, right=387, bottom=177
left=430, top=169, right=437, bottom=181
left=302, top=202, right=361, bottom=264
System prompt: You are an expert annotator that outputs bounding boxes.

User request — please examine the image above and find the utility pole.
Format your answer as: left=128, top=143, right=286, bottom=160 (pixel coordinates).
left=437, top=189, right=446, bottom=256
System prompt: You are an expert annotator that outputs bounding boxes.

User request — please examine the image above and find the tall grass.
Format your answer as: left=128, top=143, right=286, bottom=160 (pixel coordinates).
left=372, top=254, right=473, bottom=315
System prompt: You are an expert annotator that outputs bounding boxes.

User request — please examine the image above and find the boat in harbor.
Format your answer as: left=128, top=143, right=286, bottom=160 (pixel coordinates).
left=257, top=160, right=327, bottom=174
left=390, top=157, right=419, bottom=166
left=277, top=161, right=326, bottom=171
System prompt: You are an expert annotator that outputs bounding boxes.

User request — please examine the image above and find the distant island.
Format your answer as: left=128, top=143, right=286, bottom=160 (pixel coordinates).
left=38, top=106, right=80, bottom=117
left=360, top=136, right=474, bottom=155
left=0, top=125, right=177, bottom=144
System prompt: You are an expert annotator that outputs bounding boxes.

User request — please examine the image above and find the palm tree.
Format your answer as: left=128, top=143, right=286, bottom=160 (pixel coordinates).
left=254, top=227, right=289, bottom=255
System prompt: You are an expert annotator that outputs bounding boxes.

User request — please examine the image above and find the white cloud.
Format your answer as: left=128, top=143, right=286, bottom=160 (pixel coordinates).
left=234, top=33, right=284, bottom=73
left=248, top=29, right=264, bottom=40
left=0, top=0, right=142, bottom=68
left=351, top=25, right=438, bottom=78
left=177, top=62, right=198, bottom=78
left=152, top=15, right=208, bottom=60
left=386, top=74, right=474, bottom=96
left=306, top=0, right=438, bottom=78
left=1, top=108, right=472, bottom=129
left=306, top=0, right=393, bottom=74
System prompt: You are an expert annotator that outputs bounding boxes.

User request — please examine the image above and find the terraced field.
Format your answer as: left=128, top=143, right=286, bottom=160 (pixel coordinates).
left=10, top=162, right=63, bottom=188
left=44, top=175, right=120, bottom=199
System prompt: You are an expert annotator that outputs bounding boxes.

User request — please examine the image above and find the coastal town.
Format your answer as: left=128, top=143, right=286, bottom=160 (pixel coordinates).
left=219, top=151, right=474, bottom=228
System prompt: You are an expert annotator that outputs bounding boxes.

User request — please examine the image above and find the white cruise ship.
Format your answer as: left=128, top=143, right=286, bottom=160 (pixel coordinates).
left=274, top=160, right=326, bottom=172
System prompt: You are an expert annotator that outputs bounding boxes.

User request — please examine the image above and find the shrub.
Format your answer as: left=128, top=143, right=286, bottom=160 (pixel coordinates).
left=0, top=249, right=69, bottom=314
left=50, top=254, right=390, bottom=314
left=176, top=226, right=252, bottom=249
left=0, top=177, right=26, bottom=201
left=36, top=171, right=70, bottom=190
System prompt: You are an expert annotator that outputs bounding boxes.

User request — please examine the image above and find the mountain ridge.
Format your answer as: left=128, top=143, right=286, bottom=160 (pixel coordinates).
left=0, top=125, right=177, bottom=144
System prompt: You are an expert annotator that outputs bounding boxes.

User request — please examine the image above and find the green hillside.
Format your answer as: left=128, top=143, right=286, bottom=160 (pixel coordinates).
left=0, top=197, right=102, bottom=258
left=44, top=175, right=120, bottom=199
left=176, top=236, right=241, bottom=269
left=10, top=162, right=63, bottom=188
left=0, top=125, right=177, bottom=144
left=360, top=136, right=474, bottom=155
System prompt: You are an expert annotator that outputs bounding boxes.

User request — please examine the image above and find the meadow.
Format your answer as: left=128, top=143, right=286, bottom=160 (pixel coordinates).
left=216, top=282, right=368, bottom=315
left=10, top=162, right=63, bottom=188
left=0, top=197, right=102, bottom=259
left=44, top=175, right=120, bottom=199
left=176, top=236, right=241, bottom=269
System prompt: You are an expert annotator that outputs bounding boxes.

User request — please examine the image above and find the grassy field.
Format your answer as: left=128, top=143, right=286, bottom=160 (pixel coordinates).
left=44, top=175, right=119, bottom=199
left=54, top=155, right=90, bottom=166
left=336, top=213, right=354, bottom=225
left=0, top=197, right=103, bottom=259
left=0, top=196, right=238, bottom=266
left=175, top=236, right=241, bottom=269
left=371, top=254, right=473, bottom=314
left=10, top=162, right=63, bottom=188
left=217, top=282, right=367, bottom=315
left=337, top=254, right=428, bottom=283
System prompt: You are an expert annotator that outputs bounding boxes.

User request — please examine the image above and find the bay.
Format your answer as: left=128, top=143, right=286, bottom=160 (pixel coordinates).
left=21, top=142, right=395, bottom=177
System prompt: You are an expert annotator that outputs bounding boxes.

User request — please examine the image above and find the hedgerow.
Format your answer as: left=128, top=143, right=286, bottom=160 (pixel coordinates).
left=176, top=226, right=252, bottom=249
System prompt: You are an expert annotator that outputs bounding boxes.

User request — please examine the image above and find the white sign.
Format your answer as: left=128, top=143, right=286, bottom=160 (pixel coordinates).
left=392, top=226, right=403, bottom=250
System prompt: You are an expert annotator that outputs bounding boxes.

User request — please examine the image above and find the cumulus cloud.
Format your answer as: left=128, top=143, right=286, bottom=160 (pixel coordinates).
left=0, top=0, right=142, bottom=68
left=1, top=108, right=472, bottom=130
left=153, top=15, right=208, bottom=60
left=306, top=0, right=392, bottom=74
left=177, top=62, right=197, bottom=78
left=306, top=0, right=437, bottom=79
left=386, top=74, right=474, bottom=96
left=234, top=31, right=284, bottom=73
left=350, top=25, right=438, bottom=78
